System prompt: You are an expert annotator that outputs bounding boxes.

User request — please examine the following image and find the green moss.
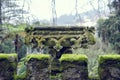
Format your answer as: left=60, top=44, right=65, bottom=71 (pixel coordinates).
left=60, top=54, right=87, bottom=62
left=25, top=54, right=50, bottom=62
left=50, top=74, right=62, bottom=79
left=14, top=74, right=26, bottom=80
left=87, top=33, right=96, bottom=45
left=89, top=76, right=100, bottom=80
left=98, top=54, right=120, bottom=64
left=0, top=53, right=17, bottom=60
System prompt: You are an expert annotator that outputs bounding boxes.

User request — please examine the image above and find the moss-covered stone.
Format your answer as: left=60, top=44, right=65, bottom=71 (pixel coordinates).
left=25, top=26, right=95, bottom=52
left=60, top=54, right=88, bottom=80
left=0, top=53, right=17, bottom=80
left=25, top=54, right=50, bottom=62
left=98, top=54, right=120, bottom=80
left=26, top=54, right=51, bottom=80
left=60, top=54, right=88, bottom=62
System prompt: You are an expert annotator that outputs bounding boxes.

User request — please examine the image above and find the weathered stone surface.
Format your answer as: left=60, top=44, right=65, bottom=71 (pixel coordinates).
left=98, top=55, right=120, bottom=80
left=26, top=54, right=50, bottom=80
left=60, top=54, right=88, bottom=80
left=50, top=59, right=61, bottom=80
left=25, top=26, right=95, bottom=54
left=0, top=54, right=17, bottom=80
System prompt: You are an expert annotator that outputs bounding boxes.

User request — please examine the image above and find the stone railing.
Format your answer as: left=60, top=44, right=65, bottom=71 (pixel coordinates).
left=1, top=53, right=120, bottom=80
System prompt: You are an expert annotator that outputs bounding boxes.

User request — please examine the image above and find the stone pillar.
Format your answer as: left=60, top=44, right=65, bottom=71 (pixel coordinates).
left=0, top=54, right=17, bottom=80
left=98, top=55, right=120, bottom=80
left=26, top=54, right=50, bottom=80
left=60, top=54, right=88, bottom=80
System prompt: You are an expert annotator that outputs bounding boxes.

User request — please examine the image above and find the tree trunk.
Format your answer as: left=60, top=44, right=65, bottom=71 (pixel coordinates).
left=0, top=0, right=2, bottom=25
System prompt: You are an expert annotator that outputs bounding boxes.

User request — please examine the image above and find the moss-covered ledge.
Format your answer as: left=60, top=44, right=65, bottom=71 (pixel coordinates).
left=98, top=54, right=120, bottom=64
left=60, top=54, right=88, bottom=80
left=60, top=54, right=87, bottom=62
left=25, top=54, right=51, bottom=62
left=0, top=53, right=17, bottom=80
left=0, top=53, right=17, bottom=59
left=26, top=54, right=51, bottom=80
left=98, top=54, right=120, bottom=80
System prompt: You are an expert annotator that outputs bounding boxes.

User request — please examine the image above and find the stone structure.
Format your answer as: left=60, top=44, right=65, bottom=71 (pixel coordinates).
left=25, top=26, right=95, bottom=79
left=26, top=54, right=50, bottom=80
left=98, top=55, right=120, bottom=80
left=60, top=54, right=88, bottom=80
left=1, top=27, right=120, bottom=80
left=0, top=53, right=120, bottom=80
left=25, top=26, right=95, bottom=58
left=0, top=54, right=17, bottom=80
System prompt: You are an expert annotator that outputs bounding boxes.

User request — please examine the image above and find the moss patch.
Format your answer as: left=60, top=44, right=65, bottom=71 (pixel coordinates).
left=14, top=74, right=26, bottom=80
left=89, top=76, right=100, bottom=80
left=50, top=73, right=62, bottom=79
left=60, top=54, right=87, bottom=62
left=98, top=54, right=120, bottom=64
left=25, top=54, right=50, bottom=62
left=0, top=53, right=17, bottom=60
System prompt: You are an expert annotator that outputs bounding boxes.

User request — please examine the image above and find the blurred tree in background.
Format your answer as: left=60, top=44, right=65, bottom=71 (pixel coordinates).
left=0, top=0, right=28, bottom=24
left=97, top=0, right=120, bottom=53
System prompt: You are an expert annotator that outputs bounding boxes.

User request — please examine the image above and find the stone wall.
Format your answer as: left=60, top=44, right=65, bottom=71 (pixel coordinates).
left=1, top=53, right=120, bottom=80
left=0, top=53, right=17, bottom=80
left=26, top=54, right=51, bottom=80
left=60, top=54, right=88, bottom=80
left=98, top=55, right=120, bottom=80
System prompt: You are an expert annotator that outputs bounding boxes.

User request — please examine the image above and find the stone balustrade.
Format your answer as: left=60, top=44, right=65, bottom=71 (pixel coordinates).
left=0, top=53, right=120, bottom=80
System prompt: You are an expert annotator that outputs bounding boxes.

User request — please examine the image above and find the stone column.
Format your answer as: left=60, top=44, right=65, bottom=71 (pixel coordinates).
left=26, top=54, right=50, bottom=80
left=98, top=55, right=120, bottom=80
left=60, top=54, right=88, bottom=80
left=0, top=54, right=17, bottom=80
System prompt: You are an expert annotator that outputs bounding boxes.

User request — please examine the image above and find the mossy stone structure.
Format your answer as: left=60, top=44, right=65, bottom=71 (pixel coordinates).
left=25, top=26, right=95, bottom=58
left=60, top=54, right=88, bottom=80
left=25, top=26, right=95, bottom=80
left=26, top=54, right=50, bottom=80
left=1, top=53, right=120, bottom=80
left=0, top=53, right=17, bottom=80
left=98, top=55, right=120, bottom=80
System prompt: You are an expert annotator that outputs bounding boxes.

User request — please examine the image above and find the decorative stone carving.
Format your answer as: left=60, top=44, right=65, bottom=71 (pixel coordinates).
left=25, top=26, right=95, bottom=80
left=25, top=26, right=95, bottom=58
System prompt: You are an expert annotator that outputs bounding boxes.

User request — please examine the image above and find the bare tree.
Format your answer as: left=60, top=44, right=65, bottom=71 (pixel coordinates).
left=0, top=0, right=28, bottom=24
